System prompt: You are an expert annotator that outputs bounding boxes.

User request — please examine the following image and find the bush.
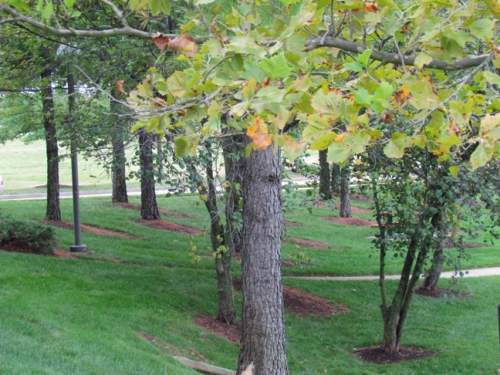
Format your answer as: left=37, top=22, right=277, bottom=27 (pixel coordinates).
left=0, top=214, right=55, bottom=255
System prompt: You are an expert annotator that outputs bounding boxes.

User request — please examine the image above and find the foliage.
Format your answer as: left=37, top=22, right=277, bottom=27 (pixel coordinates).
left=0, top=213, right=55, bottom=254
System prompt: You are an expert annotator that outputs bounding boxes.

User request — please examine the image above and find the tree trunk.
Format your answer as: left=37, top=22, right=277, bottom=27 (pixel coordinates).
left=237, top=145, right=288, bottom=375
left=331, top=163, right=340, bottom=196
left=110, top=89, right=128, bottom=203
left=423, top=246, right=445, bottom=291
left=139, top=130, right=160, bottom=220
left=40, top=47, right=61, bottom=222
left=222, top=135, right=244, bottom=254
left=339, top=166, right=351, bottom=217
left=318, top=149, right=331, bottom=200
left=203, top=154, right=236, bottom=324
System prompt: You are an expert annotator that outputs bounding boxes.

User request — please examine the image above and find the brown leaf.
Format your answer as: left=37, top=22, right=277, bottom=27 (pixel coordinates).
left=115, top=80, right=125, bottom=95
left=394, top=84, right=410, bottom=105
left=168, top=34, right=198, bottom=57
left=152, top=33, right=171, bottom=51
left=364, top=1, right=379, bottom=12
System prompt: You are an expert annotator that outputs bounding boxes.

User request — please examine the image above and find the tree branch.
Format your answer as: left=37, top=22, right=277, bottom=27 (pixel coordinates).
left=306, top=35, right=491, bottom=70
left=100, top=0, right=129, bottom=27
left=0, top=3, right=175, bottom=39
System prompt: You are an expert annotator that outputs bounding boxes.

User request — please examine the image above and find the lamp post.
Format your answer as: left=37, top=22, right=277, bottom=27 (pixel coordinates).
left=66, top=63, right=87, bottom=253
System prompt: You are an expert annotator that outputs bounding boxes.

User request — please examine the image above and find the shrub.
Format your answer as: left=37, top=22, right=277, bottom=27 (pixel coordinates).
left=0, top=214, right=55, bottom=255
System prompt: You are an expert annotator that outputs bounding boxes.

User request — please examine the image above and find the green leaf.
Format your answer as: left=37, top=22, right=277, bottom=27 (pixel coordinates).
left=470, top=143, right=493, bottom=170
left=469, top=19, right=495, bottom=40
left=383, top=132, right=412, bottom=158
left=415, top=53, right=433, bottom=69
left=356, top=50, right=372, bottom=67
left=327, top=142, right=351, bottom=164
left=353, top=88, right=372, bottom=106
left=174, top=136, right=189, bottom=156
left=259, top=53, right=292, bottom=80
left=483, top=71, right=500, bottom=86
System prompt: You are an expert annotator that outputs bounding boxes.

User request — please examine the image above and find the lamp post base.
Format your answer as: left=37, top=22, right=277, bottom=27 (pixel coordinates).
left=70, top=244, right=88, bottom=253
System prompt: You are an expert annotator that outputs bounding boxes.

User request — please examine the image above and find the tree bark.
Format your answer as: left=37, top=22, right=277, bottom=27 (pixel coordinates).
left=237, top=145, right=288, bottom=375
left=318, top=149, right=331, bottom=200
left=110, top=88, right=128, bottom=203
left=423, top=211, right=446, bottom=291
left=331, top=163, right=340, bottom=196
left=40, top=47, right=61, bottom=222
left=138, top=130, right=160, bottom=220
left=339, top=166, right=351, bottom=217
left=203, top=154, right=236, bottom=324
left=222, top=135, right=244, bottom=254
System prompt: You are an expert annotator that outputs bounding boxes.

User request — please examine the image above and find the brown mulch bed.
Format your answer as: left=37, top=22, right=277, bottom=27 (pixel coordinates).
left=284, top=220, right=302, bottom=228
left=194, top=315, right=241, bottom=343
left=351, top=206, right=371, bottom=215
left=45, top=220, right=137, bottom=240
left=53, top=249, right=74, bottom=258
left=442, top=239, right=484, bottom=249
left=283, top=286, right=348, bottom=317
left=322, top=216, right=377, bottom=227
left=353, top=346, right=434, bottom=364
left=116, top=202, right=194, bottom=219
left=288, top=237, right=330, bottom=250
left=34, top=184, right=72, bottom=189
left=415, top=287, right=471, bottom=299
left=138, top=219, right=202, bottom=236
left=233, top=280, right=347, bottom=317
left=0, top=241, right=53, bottom=256
left=352, top=194, right=372, bottom=202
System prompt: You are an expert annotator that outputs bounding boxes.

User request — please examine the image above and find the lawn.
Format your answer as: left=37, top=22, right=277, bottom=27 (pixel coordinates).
left=0, top=196, right=499, bottom=374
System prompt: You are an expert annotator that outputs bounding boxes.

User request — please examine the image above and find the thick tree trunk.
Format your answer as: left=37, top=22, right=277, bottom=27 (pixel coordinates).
left=110, top=89, right=128, bottom=203
left=318, top=149, right=331, bottom=200
left=331, top=163, right=340, bottom=196
left=222, top=135, right=244, bottom=254
left=203, top=155, right=236, bottom=324
left=339, top=166, right=351, bottom=217
left=237, top=145, right=288, bottom=375
left=138, top=130, right=160, bottom=220
left=40, top=47, right=61, bottom=222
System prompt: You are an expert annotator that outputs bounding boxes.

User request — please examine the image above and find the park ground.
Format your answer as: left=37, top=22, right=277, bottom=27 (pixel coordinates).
left=0, top=193, right=499, bottom=374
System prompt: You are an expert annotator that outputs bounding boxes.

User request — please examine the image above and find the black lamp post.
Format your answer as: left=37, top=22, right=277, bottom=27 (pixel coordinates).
left=67, top=67, right=87, bottom=253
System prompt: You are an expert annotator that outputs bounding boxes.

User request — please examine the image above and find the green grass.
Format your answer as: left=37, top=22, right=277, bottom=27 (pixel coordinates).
left=0, top=196, right=499, bottom=374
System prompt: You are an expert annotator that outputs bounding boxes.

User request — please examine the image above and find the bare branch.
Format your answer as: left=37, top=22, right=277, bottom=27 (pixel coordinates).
left=0, top=4, right=175, bottom=39
left=306, top=35, right=491, bottom=71
left=100, top=0, right=128, bottom=27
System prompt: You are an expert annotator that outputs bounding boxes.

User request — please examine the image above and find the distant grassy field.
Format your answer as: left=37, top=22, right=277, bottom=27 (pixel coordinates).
left=0, top=140, right=140, bottom=193
left=0, top=196, right=498, bottom=374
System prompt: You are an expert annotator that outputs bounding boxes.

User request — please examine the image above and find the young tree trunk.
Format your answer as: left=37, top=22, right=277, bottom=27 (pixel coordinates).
left=203, top=155, right=236, bottom=324
left=40, top=47, right=61, bottom=222
left=339, top=166, right=351, bottom=218
left=331, top=163, right=340, bottom=196
left=110, top=89, right=128, bottom=203
left=237, top=145, right=288, bottom=375
left=222, top=135, right=244, bottom=254
left=318, top=149, right=331, bottom=200
left=423, top=212, right=446, bottom=291
left=138, top=130, right=160, bottom=220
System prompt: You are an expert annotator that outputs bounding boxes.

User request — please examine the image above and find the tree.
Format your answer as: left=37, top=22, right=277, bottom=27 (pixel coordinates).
left=40, top=46, right=61, bottom=221
left=110, top=86, right=129, bottom=203
left=318, top=149, right=331, bottom=200
left=138, top=130, right=160, bottom=220
left=2, top=0, right=497, bottom=371
left=339, top=165, right=351, bottom=218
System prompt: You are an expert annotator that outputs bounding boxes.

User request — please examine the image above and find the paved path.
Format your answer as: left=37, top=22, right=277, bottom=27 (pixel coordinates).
left=287, top=266, right=500, bottom=281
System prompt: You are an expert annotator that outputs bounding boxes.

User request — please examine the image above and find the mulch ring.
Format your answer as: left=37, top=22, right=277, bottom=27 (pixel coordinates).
left=194, top=315, right=241, bottom=343
left=284, top=220, right=302, bottom=228
left=115, top=202, right=194, bottom=219
left=353, top=346, right=434, bottom=364
left=233, top=280, right=347, bottom=317
left=288, top=237, right=330, bottom=250
left=284, top=286, right=348, bottom=317
left=0, top=241, right=53, bottom=256
left=137, top=219, right=203, bottom=236
left=45, top=220, right=137, bottom=240
left=322, top=216, right=376, bottom=227
left=442, top=239, right=484, bottom=249
left=351, top=206, right=371, bottom=215
left=415, top=287, right=472, bottom=299
left=352, top=194, right=372, bottom=202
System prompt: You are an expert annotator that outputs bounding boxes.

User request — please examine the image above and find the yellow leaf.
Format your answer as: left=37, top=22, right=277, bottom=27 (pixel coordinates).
left=247, top=116, right=272, bottom=150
